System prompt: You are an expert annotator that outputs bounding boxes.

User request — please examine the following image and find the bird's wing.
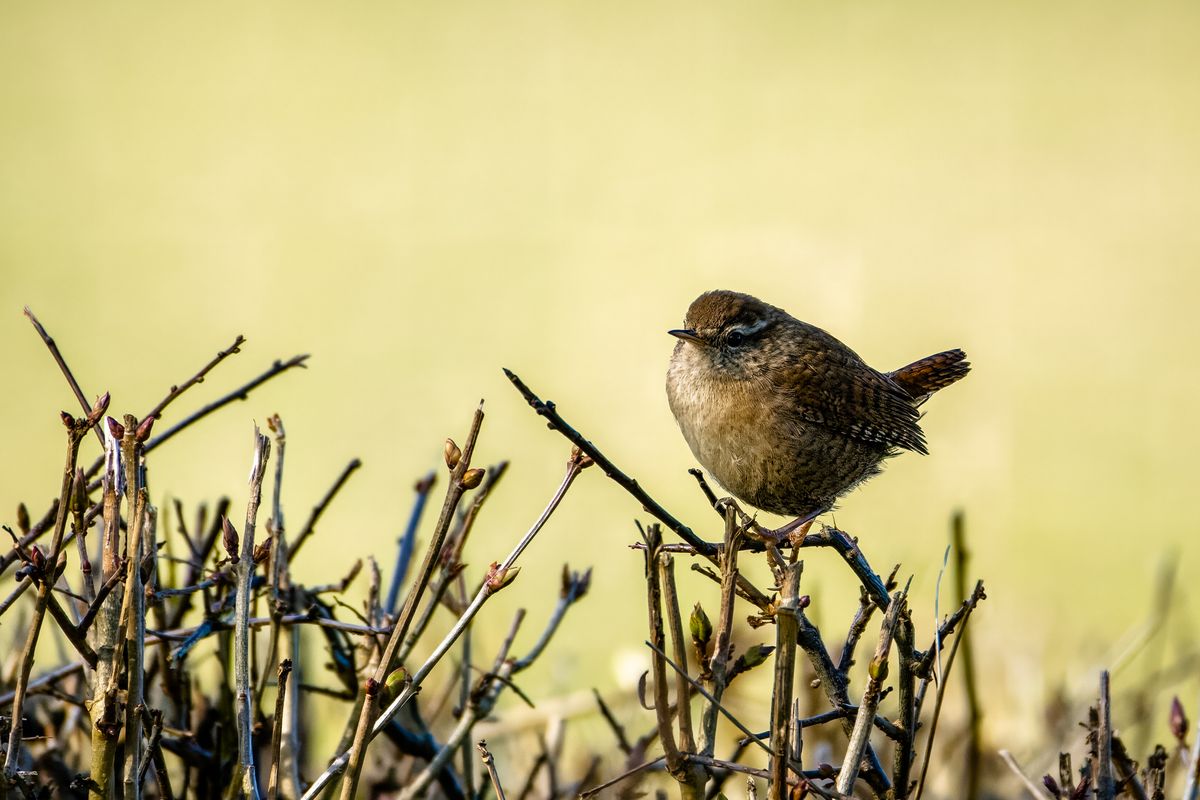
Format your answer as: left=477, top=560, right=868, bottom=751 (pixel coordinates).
left=773, top=329, right=928, bottom=454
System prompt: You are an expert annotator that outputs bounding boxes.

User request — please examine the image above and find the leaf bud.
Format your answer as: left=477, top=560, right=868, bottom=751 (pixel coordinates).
left=460, top=468, right=485, bottom=490
left=444, top=439, right=462, bottom=470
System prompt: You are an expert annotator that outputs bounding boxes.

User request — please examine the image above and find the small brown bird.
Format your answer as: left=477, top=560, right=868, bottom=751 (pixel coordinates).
left=666, top=290, right=969, bottom=537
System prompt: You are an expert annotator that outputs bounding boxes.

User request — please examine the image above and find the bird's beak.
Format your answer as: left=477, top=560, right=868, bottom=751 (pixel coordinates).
left=668, top=328, right=704, bottom=345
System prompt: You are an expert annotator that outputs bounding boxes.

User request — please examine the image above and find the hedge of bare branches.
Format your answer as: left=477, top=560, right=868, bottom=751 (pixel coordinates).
left=1, top=310, right=1195, bottom=800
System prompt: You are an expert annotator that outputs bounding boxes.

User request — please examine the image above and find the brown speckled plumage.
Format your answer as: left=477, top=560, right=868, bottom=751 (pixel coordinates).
left=666, top=290, right=970, bottom=521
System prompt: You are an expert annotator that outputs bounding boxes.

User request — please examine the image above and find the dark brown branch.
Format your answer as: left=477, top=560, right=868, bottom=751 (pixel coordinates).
left=143, top=354, right=309, bottom=457
left=23, top=307, right=104, bottom=445
left=505, top=369, right=714, bottom=555
left=143, top=335, right=246, bottom=423
left=289, top=458, right=362, bottom=558
left=769, top=560, right=803, bottom=800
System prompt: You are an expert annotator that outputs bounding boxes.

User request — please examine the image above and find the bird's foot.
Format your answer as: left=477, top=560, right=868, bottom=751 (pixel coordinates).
left=762, top=509, right=825, bottom=547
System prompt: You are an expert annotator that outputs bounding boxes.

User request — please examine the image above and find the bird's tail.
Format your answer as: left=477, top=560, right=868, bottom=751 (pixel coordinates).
left=887, top=349, right=971, bottom=405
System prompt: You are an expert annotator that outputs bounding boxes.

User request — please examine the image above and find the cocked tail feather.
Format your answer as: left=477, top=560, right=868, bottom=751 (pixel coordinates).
left=887, top=349, right=971, bottom=405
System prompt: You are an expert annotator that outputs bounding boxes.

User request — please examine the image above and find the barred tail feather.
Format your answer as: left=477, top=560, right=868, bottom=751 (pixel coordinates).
left=887, top=349, right=971, bottom=404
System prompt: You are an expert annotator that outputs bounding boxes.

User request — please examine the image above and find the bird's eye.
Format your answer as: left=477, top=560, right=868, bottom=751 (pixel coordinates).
left=727, top=330, right=746, bottom=347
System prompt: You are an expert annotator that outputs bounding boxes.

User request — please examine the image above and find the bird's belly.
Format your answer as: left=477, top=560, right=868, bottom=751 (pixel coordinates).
left=668, top=379, right=881, bottom=517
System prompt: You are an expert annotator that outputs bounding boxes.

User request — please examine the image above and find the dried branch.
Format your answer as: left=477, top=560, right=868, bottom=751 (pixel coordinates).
left=505, top=369, right=713, bottom=555
left=837, top=584, right=907, bottom=795
left=142, top=354, right=308, bottom=457
left=337, top=404, right=485, bottom=800
left=143, top=335, right=246, bottom=424
left=303, top=445, right=589, bottom=800
left=233, top=428, right=271, bottom=800
left=384, top=471, right=437, bottom=615
left=3, top=411, right=87, bottom=782
left=23, top=307, right=105, bottom=444
left=478, top=740, right=507, bottom=800
left=268, top=659, right=293, bottom=800
left=289, top=458, right=362, bottom=558
left=769, top=560, right=803, bottom=800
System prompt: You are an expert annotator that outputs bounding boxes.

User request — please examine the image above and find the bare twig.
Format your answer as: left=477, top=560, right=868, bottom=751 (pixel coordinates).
left=143, top=354, right=308, bottom=457
left=143, top=335, right=246, bottom=423
left=303, top=446, right=589, bottom=800
left=999, top=750, right=1046, bottom=799
left=478, top=740, right=507, bottom=800
left=384, top=472, right=437, bottom=615
left=233, top=428, right=271, bottom=800
left=4, top=411, right=87, bottom=780
left=268, top=659, right=293, bottom=800
left=700, top=505, right=742, bottom=757
left=338, top=405, right=485, bottom=800
left=1097, top=671, right=1115, bottom=800
left=504, top=369, right=713, bottom=555
left=643, top=526, right=703, bottom=799
left=289, top=458, right=362, bottom=559
left=837, top=584, right=907, bottom=795
left=23, top=307, right=104, bottom=444
left=579, top=756, right=667, bottom=799
left=769, top=560, right=803, bottom=800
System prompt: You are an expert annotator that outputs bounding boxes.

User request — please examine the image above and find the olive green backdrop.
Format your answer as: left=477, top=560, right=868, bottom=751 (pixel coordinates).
left=2, top=1, right=1198, bottom=761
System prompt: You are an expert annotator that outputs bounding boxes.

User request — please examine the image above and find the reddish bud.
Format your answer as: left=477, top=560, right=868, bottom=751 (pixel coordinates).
left=1042, top=775, right=1062, bottom=798
left=569, top=446, right=595, bottom=470
left=221, top=517, right=240, bottom=564
left=88, top=392, right=111, bottom=426
left=135, top=415, right=156, bottom=442
left=485, top=562, right=520, bottom=591
left=1171, top=696, right=1188, bottom=743
left=253, top=539, right=272, bottom=565
left=61, top=410, right=76, bottom=428
left=106, top=417, right=125, bottom=440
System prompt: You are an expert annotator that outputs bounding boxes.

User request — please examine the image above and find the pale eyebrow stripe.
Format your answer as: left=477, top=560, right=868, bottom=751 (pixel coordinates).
left=732, top=318, right=770, bottom=337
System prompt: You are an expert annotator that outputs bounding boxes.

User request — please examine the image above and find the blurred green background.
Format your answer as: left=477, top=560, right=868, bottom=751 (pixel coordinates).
left=2, top=0, right=1198, bottom=768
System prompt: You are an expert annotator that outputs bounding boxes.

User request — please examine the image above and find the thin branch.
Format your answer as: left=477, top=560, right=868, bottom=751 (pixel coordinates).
left=504, top=369, right=713, bottom=555
left=477, top=740, right=507, bottom=800
left=769, top=560, right=803, bottom=800
left=302, top=445, right=589, bottom=800
left=23, top=307, right=104, bottom=444
left=143, top=354, right=308, bottom=457
left=289, top=458, right=362, bottom=558
left=579, top=756, right=666, bottom=799
left=384, top=471, right=437, bottom=615
left=234, top=428, right=271, bottom=800
left=143, top=335, right=246, bottom=423
left=337, top=404, right=485, bottom=800
left=267, top=659, right=293, bottom=800
left=999, top=750, right=1046, bottom=799
left=1097, top=671, right=1115, bottom=800
left=837, top=584, right=907, bottom=795
left=4, top=415, right=85, bottom=779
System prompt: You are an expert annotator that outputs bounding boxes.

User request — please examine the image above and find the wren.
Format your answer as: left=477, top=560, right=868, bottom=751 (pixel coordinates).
left=666, top=290, right=970, bottom=537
